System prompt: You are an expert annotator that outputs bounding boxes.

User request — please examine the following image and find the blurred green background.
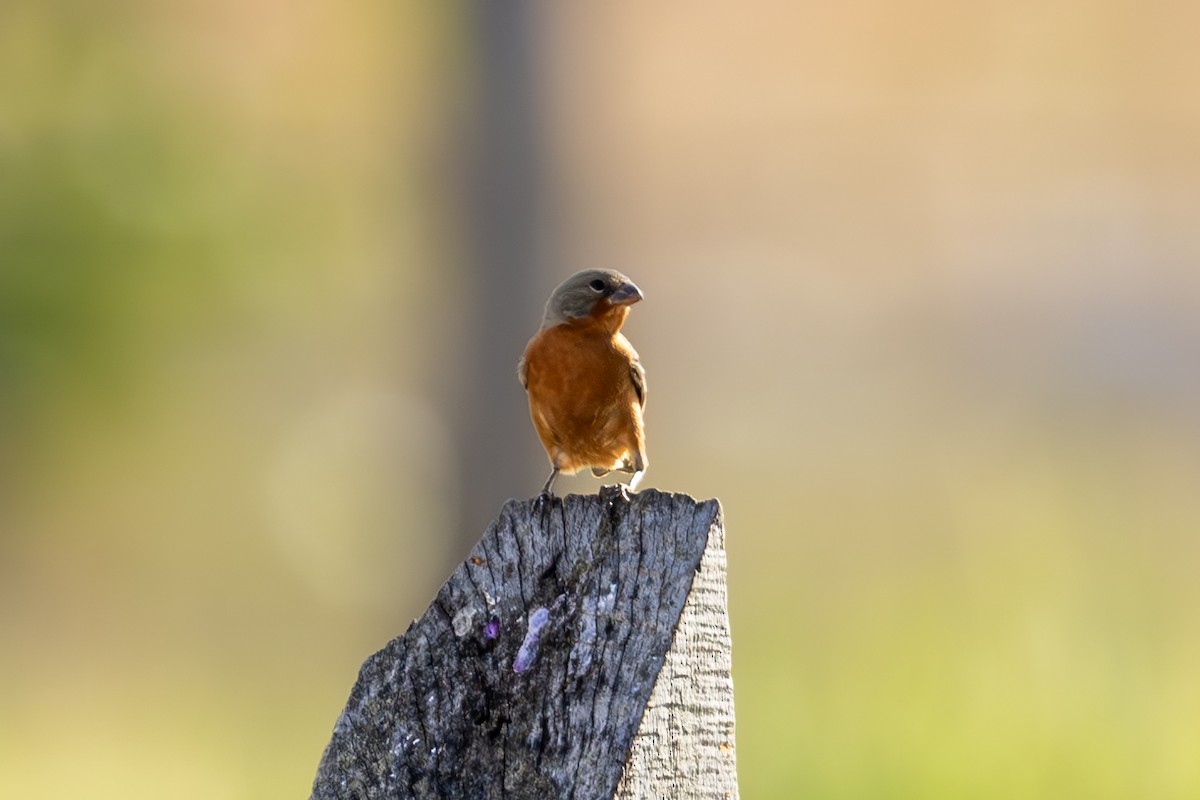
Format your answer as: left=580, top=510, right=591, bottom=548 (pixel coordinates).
left=4, top=2, right=1200, bottom=798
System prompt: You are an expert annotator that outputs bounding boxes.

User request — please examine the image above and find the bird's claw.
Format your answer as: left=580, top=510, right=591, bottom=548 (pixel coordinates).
left=599, top=483, right=634, bottom=504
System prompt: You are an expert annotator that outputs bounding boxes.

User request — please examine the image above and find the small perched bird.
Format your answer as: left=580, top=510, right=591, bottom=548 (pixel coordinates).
left=518, top=269, right=647, bottom=496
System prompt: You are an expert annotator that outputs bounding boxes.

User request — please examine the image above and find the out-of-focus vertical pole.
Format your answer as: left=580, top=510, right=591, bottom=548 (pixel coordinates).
left=454, top=4, right=546, bottom=549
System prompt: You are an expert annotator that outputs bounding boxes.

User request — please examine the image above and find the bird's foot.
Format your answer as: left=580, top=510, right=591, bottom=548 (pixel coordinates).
left=599, top=483, right=634, bottom=504
left=598, top=462, right=643, bottom=503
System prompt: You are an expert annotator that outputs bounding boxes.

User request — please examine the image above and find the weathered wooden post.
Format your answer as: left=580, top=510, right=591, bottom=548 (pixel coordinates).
left=310, top=488, right=738, bottom=799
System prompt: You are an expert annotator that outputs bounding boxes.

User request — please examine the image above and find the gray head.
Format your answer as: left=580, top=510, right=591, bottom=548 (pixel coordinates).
left=541, top=269, right=643, bottom=327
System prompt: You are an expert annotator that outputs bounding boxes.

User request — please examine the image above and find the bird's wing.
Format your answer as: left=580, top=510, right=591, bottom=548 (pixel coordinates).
left=630, top=355, right=646, bottom=408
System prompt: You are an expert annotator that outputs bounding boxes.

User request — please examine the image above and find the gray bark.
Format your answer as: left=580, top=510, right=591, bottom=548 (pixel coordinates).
left=310, top=488, right=736, bottom=800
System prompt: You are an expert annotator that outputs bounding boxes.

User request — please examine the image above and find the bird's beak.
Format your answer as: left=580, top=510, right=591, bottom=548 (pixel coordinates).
left=609, top=281, right=643, bottom=306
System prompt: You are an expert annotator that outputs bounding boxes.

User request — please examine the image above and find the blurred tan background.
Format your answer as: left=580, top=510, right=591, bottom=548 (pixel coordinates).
left=3, top=2, right=1200, bottom=798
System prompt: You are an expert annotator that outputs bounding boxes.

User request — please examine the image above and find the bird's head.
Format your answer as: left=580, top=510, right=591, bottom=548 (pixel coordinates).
left=542, top=269, right=643, bottom=329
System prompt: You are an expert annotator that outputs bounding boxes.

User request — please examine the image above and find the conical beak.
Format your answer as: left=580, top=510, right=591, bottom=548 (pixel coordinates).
left=609, top=281, right=643, bottom=306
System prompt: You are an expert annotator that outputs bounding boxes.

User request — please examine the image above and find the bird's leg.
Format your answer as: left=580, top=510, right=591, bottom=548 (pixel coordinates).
left=627, top=470, right=644, bottom=492
left=538, top=467, right=560, bottom=498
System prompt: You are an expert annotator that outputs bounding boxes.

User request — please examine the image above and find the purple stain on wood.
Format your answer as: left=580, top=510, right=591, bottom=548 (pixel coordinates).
left=513, top=607, right=551, bottom=673
left=483, top=616, right=500, bottom=640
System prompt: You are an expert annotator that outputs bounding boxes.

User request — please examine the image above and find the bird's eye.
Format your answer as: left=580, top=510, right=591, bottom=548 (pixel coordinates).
left=588, top=279, right=606, bottom=292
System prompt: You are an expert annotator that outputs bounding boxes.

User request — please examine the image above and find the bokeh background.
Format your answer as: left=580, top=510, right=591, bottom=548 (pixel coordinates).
left=3, top=2, right=1200, bottom=797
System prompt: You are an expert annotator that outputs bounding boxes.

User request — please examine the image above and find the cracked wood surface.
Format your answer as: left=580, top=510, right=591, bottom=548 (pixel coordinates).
left=309, top=488, right=737, bottom=800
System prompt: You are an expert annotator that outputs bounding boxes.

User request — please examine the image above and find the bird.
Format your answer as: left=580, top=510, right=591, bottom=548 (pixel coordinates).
left=518, top=269, right=647, bottom=497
